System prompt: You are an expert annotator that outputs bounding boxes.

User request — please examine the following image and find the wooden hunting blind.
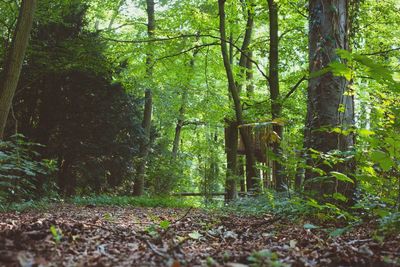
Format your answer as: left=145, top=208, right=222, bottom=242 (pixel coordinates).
left=236, top=122, right=281, bottom=163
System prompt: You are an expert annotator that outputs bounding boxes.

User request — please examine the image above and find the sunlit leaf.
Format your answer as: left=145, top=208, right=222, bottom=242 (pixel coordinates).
left=330, top=171, right=354, bottom=184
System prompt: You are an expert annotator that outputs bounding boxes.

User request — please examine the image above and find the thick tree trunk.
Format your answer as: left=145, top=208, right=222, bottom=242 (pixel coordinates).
left=239, top=3, right=259, bottom=192
left=218, top=0, right=258, bottom=196
left=225, top=121, right=238, bottom=201
left=238, top=156, right=246, bottom=192
left=267, top=0, right=285, bottom=191
left=133, top=0, right=155, bottom=196
left=244, top=50, right=259, bottom=191
left=223, top=29, right=239, bottom=200
left=304, top=0, right=355, bottom=198
left=0, top=0, right=36, bottom=139
left=246, top=51, right=254, bottom=97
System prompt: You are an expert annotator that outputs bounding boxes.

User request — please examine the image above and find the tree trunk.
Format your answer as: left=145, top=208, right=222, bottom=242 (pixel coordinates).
left=294, top=150, right=305, bottom=191
left=171, top=90, right=187, bottom=158
left=244, top=49, right=259, bottom=191
left=133, top=0, right=155, bottom=196
left=304, top=0, right=355, bottom=199
left=267, top=0, right=285, bottom=191
left=107, top=0, right=124, bottom=30
left=238, top=2, right=259, bottom=192
left=172, top=50, right=198, bottom=157
left=225, top=121, right=238, bottom=201
left=0, top=0, right=36, bottom=139
left=246, top=51, right=254, bottom=97
left=218, top=0, right=258, bottom=195
left=238, top=156, right=246, bottom=192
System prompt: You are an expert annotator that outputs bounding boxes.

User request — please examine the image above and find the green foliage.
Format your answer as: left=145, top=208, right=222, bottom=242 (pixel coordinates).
left=0, top=197, right=59, bottom=213
left=247, top=249, right=287, bottom=267
left=379, top=212, right=400, bottom=235
left=146, top=139, right=189, bottom=195
left=0, top=134, right=57, bottom=204
left=71, top=195, right=197, bottom=208
left=50, top=225, right=63, bottom=243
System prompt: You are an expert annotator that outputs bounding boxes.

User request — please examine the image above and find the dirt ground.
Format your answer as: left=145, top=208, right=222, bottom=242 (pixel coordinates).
left=0, top=204, right=399, bottom=266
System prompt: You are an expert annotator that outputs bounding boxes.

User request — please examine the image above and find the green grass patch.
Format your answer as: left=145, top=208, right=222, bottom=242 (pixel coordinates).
left=71, top=195, right=200, bottom=208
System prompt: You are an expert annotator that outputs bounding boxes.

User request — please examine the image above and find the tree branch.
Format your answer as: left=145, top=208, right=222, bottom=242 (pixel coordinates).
left=153, top=42, right=219, bottom=64
left=102, top=33, right=269, bottom=81
left=283, top=76, right=307, bottom=101
left=361, top=47, right=400, bottom=56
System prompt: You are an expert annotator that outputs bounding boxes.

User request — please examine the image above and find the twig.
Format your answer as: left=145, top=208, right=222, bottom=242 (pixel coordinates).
left=153, top=42, right=218, bottom=65
left=145, top=240, right=169, bottom=259
left=347, top=238, right=373, bottom=245
left=81, top=222, right=120, bottom=233
left=250, top=215, right=282, bottom=227
left=172, top=207, right=193, bottom=225
left=159, top=207, right=193, bottom=239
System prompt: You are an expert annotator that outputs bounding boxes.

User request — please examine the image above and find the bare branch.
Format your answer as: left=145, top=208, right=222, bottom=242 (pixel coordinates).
left=153, top=42, right=219, bottom=64
left=283, top=76, right=307, bottom=101
left=102, top=33, right=270, bottom=80
left=361, top=47, right=400, bottom=56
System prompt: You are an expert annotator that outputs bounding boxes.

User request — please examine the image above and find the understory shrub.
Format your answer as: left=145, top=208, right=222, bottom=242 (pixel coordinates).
left=0, top=134, right=57, bottom=204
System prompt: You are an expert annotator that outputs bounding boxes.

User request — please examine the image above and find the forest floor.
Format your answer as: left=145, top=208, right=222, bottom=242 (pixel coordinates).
left=0, top=204, right=399, bottom=267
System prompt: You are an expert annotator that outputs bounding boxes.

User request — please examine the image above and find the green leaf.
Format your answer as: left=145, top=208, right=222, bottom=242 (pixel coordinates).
left=303, top=223, right=319, bottom=229
left=329, top=61, right=352, bottom=81
left=309, top=67, right=330, bottom=79
left=329, top=227, right=347, bottom=237
left=306, top=198, right=324, bottom=210
left=50, top=225, right=62, bottom=243
left=336, top=49, right=352, bottom=60
left=371, top=150, right=393, bottom=171
left=358, top=129, right=375, bottom=137
left=159, top=220, right=171, bottom=230
left=393, top=72, right=400, bottom=82
left=332, top=192, right=347, bottom=202
left=330, top=171, right=354, bottom=184
left=188, top=231, right=202, bottom=240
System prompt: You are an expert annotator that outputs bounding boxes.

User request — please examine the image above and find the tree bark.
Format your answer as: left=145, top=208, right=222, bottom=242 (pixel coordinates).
left=238, top=1, right=259, bottom=192
left=246, top=51, right=254, bottom=97
left=304, top=0, right=355, bottom=198
left=225, top=121, right=238, bottom=201
left=218, top=0, right=258, bottom=196
left=238, top=156, right=246, bottom=192
left=133, top=0, right=155, bottom=196
left=172, top=89, right=187, bottom=158
left=267, top=0, right=285, bottom=191
left=0, top=0, right=36, bottom=139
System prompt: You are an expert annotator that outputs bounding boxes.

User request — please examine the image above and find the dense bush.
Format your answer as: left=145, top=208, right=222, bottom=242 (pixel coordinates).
left=4, top=2, right=145, bottom=195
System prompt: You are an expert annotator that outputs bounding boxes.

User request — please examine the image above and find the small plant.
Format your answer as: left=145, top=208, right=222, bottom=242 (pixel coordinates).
left=0, top=134, right=57, bottom=204
left=379, top=212, right=400, bottom=235
left=50, top=225, right=63, bottom=243
left=247, top=249, right=287, bottom=267
left=159, top=220, right=171, bottom=230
